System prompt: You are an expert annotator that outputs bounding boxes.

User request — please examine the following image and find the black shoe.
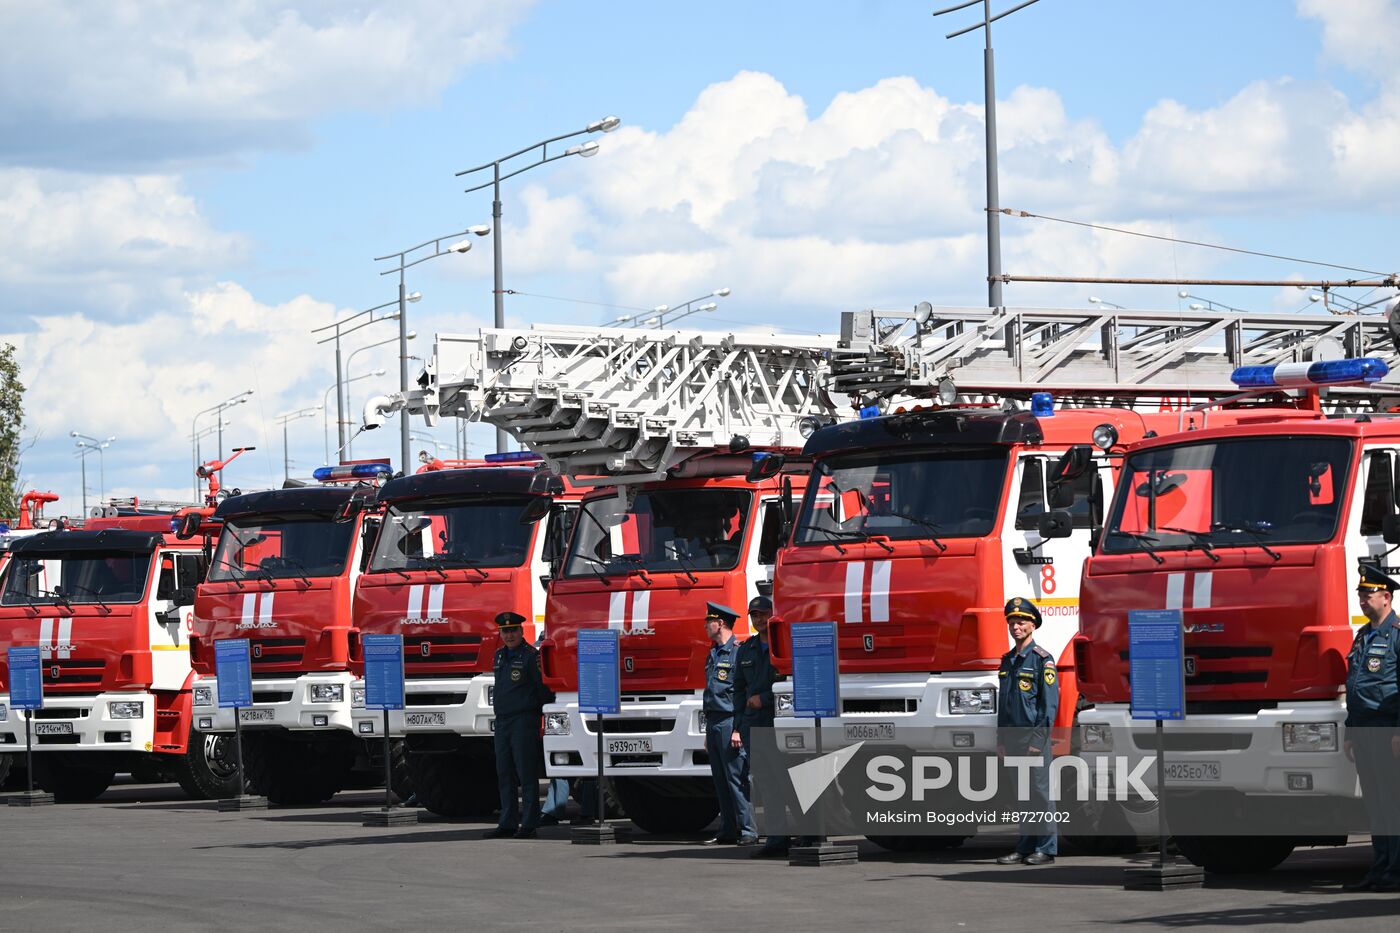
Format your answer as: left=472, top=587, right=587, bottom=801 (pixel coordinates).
left=1023, top=852, right=1055, bottom=866
left=752, top=844, right=790, bottom=859
left=483, top=826, right=515, bottom=839
left=1341, top=878, right=1378, bottom=892
left=996, top=853, right=1026, bottom=865
left=1370, top=878, right=1400, bottom=893
left=703, top=836, right=738, bottom=846
left=736, top=835, right=760, bottom=847
left=514, top=828, right=538, bottom=839
left=539, top=814, right=560, bottom=826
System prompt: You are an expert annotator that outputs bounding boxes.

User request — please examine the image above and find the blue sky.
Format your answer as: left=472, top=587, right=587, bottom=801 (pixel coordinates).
left=3, top=0, right=1399, bottom=517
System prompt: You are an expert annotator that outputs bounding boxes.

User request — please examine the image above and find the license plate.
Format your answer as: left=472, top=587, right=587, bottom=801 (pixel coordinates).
left=1164, top=760, right=1221, bottom=782
left=34, top=722, right=74, bottom=735
left=405, top=711, right=447, bottom=727
left=844, top=722, right=895, bottom=741
left=607, top=737, right=653, bottom=755
left=239, top=708, right=274, bottom=723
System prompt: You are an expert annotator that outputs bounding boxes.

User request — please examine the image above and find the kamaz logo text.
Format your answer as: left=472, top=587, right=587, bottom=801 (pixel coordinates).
left=400, top=616, right=450, bottom=626
left=1184, top=623, right=1224, bottom=634
left=38, top=619, right=74, bottom=659
left=237, top=621, right=278, bottom=629
left=608, top=591, right=655, bottom=636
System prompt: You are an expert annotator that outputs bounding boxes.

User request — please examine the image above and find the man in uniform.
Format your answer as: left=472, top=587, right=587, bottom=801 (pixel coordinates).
left=731, top=595, right=791, bottom=857
left=485, top=610, right=553, bottom=839
left=1341, top=563, right=1400, bottom=892
left=995, top=596, right=1059, bottom=866
left=702, top=601, right=758, bottom=846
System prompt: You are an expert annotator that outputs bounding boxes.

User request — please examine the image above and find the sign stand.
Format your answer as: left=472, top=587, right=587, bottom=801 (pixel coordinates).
left=573, top=629, right=622, bottom=845
left=787, top=622, right=857, bottom=867
left=214, top=638, right=268, bottom=812
left=1122, top=609, right=1202, bottom=891
left=361, top=633, right=416, bottom=827
left=7, top=646, right=53, bottom=807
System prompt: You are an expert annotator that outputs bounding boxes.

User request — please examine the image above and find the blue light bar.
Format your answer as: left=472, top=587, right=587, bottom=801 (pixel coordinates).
left=484, top=451, right=543, bottom=463
left=313, top=462, right=394, bottom=483
left=169, top=517, right=181, bottom=534
left=1031, top=392, right=1055, bottom=417
left=859, top=404, right=881, bottom=419
left=1230, top=357, right=1389, bottom=389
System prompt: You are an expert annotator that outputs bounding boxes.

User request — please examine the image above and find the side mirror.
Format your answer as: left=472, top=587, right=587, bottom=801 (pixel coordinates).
left=1383, top=514, right=1400, bottom=545
left=1089, top=471, right=1105, bottom=529
left=175, top=513, right=202, bottom=540
left=334, top=497, right=363, bottom=524
left=172, top=587, right=195, bottom=607
left=519, top=497, right=552, bottom=525
left=780, top=477, right=794, bottom=536
left=746, top=453, right=785, bottom=482
left=1037, top=510, right=1074, bottom=540
left=1049, top=445, right=1093, bottom=485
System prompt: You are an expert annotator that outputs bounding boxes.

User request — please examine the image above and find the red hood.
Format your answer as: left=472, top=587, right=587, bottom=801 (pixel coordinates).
left=771, top=536, right=1007, bottom=675
left=0, top=604, right=156, bottom=693
left=191, top=577, right=351, bottom=675
left=351, top=568, right=534, bottom=676
left=541, top=572, right=752, bottom=693
left=1076, top=543, right=1350, bottom=705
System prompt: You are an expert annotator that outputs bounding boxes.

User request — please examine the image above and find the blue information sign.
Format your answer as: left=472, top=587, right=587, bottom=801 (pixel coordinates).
left=363, top=634, right=406, bottom=711
left=8, top=646, right=43, bottom=711
left=214, top=638, right=253, bottom=709
left=1129, top=609, right=1186, bottom=721
left=577, top=629, right=621, bottom=716
left=790, top=622, right=840, bottom=719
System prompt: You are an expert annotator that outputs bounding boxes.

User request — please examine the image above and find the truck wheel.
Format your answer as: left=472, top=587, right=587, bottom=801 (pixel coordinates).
left=242, top=732, right=350, bottom=805
left=33, top=754, right=115, bottom=802
left=390, top=740, right=414, bottom=803
left=612, top=777, right=720, bottom=835
left=1174, top=835, right=1295, bottom=874
left=405, top=749, right=496, bottom=818
left=168, top=730, right=241, bottom=800
left=128, top=757, right=168, bottom=785
left=866, top=835, right=968, bottom=852
left=0, top=753, right=12, bottom=787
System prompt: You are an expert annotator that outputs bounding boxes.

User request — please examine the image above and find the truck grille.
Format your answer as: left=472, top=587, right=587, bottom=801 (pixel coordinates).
left=44, top=658, right=105, bottom=687
left=250, top=637, right=303, bottom=666
left=584, top=718, right=677, bottom=735
left=405, top=634, right=482, bottom=666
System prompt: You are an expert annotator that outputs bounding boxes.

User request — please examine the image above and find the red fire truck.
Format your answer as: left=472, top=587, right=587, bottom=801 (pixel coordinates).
left=0, top=504, right=237, bottom=801
left=189, top=464, right=396, bottom=804
left=1076, top=355, right=1398, bottom=873
left=348, top=456, right=580, bottom=816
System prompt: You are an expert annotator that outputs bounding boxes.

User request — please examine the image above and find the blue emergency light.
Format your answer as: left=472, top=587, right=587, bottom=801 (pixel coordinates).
left=483, top=451, right=543, bottom=463
left=1031, top=392, right=1055, bottom=417
left=313, top=462, right=394, bottom=482
left=859, top=404, right=881, bottom=419
left=1230, top=357, right=1389, bottom=389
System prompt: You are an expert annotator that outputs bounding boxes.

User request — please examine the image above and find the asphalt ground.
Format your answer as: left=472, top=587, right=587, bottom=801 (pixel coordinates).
left=2, top=778, right=1397, bottom=932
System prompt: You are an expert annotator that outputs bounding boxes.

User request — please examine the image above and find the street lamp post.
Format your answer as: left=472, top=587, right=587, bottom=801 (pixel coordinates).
left=313, top=298, right=416, bottom=457
left=605, top=287, right=730, bottom=328
left=457, top=116, right=619, bottom=452
left=322, top=369, right=386, bottom=464
left=1087, top=296, right=1125, bottom=310
left=71, top=433, right=116, bottom=510
left=374, top=227, right=490, bottom=472
left=1176, top=291, right=1246, bottom=314
left=276, top=407, right=322, bottom=483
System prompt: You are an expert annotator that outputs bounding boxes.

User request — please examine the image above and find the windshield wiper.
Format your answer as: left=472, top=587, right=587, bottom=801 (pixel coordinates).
left=614, top=554, right=653, bottom=586
left=1158, top=526, right=1221, bottom=563
left=797, top=524, right=847, bottom=554
left=422, top=554, right=486, bottom=580
left=268, top=555, right=312, bottom=586
left=671, top=545, right=700, bottom=585
left=36, top=588, right=74, bottom=609
left=1107, top=530, right=1165, bottom=565
left=799, top=524, right=892, bottom=554
left=571, top=554, right=613, bottom=587
left=896, top=512, right=947, bottom=552
left=57, top=582, right=112, bottom=613
left=1210, top=521, right=1282, bottom=561
left=209, top=558, right=247, bottom=589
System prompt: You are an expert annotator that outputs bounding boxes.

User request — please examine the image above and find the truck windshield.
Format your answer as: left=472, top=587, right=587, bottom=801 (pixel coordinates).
left=2, top=551, right=152, bottom=605
left=564, top=488, right=752, bottom=578
left=794, top=447, right=1010, bottom=545
left=208, top=517, right=356, bottom=582
left=369, top=496, right=538, bottom=573
left=1102, top=436, right=1354, bottom=554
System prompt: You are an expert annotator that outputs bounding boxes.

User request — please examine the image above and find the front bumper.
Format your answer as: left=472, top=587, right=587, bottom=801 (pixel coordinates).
left=772, top=673, right=999, bottom=753
left=349, top=674, right=496, bottom=739
left=192, top=672, right=355, bottom=732
left=0, top=690, right=156, bottom=753
left=1078, top=701, right=1358, bottom=798
left=543, top=692, right=710, bottom=778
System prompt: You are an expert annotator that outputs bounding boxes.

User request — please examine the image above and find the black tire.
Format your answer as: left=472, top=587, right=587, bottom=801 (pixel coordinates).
left=390, top=740, right=414, bottom=803
left=405, top=749, right=496, bottom=818
left=1173, top=835, right=1295, bottom=874
left=866, top=835, right=968, bottom=853
left=242, top=732, right=351, bottom=805
left=33, top=755, right=115, bottom=802
left=167, top=730, right=241, bottom=800
left=612, top=777, right=721, bottom=835
left=571, top=780, right=626, bottom=820
left=0, top=753, right=12, bottom=788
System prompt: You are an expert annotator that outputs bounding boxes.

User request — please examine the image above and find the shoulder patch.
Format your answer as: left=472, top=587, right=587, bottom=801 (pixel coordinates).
left=1032, top=645, right=1052, bottom=660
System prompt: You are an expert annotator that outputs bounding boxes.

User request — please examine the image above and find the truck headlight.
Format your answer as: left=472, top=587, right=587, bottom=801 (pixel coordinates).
left=487, top=686, right=495, bottom=707
left=1283, top=722, right=1337, bottom=753
left=193, top=686, right=214, bottom=708
left=309, top=684, right=344, bottom=704
left=697, top=710, right=707, bottom=733
left=545, top=713, right=571, bottom=735
left=775, top=693, right=794, bottom=716
left=108, top=701, right=144, bottom=719
left=351, top=686, right=366, bottom=708
left=1081, top=723, right=1113, bottom=751
left=948, top=687, right=995, bottom=715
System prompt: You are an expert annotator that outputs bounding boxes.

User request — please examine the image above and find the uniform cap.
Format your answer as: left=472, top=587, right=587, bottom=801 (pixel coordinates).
left=748, top=595, right=773, bottom=613
left=495, top=610, right=527, bottom=629
left=705, top=602, right=739, bottom=626
left=1357, top=563, right=1399, bottom=592
left=1004, top=597, right=1042, bottom=628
